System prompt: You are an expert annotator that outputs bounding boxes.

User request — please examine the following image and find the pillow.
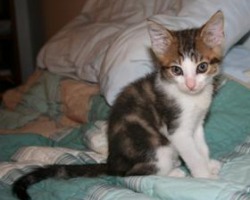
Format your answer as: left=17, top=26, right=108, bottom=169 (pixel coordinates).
left=37, top=0, right=179, bottom=83
left=100, top=0, right=250, bottom=105
left=242, top=32, right=250, bottom=50
left=37, top=17, right=123, bottom=83
left=222, top=45, right=250, bottom=89
left=81, top=0, right=180, bottom=23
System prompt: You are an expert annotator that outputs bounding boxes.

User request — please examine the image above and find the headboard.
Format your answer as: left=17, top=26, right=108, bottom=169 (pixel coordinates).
left=40, top=0, right=86, bottom=40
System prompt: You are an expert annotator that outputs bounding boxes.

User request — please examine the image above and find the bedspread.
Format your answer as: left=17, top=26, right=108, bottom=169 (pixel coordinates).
left=1, top=133, right=250, bottom=200
left=1, top=79, right=250, bottom=200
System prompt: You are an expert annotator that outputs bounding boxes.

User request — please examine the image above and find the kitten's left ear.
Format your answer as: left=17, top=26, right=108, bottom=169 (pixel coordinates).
left=200, top=11, right=225, bottom=48
left=147, top=20, right=174, bottom=59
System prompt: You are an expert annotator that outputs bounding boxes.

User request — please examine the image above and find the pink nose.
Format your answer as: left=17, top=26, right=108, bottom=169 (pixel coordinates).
left=186, top=78, right=196, bottom=90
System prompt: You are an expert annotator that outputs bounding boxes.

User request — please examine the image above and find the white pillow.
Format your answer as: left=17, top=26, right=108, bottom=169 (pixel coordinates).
left=242, top=33, right=250, bottom=50
left=100, top=0, right=250, bottom=105
left=81, top=0, right=179, bottom=24
left=37, top=0, right=178, bottom=83
left=37, top=15, right=125, bottom=82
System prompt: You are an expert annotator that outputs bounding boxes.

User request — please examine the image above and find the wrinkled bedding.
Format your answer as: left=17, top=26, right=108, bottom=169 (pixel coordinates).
left=0, top=70, right=101, bottom=139
left=1, top=77, right=250, bottom=200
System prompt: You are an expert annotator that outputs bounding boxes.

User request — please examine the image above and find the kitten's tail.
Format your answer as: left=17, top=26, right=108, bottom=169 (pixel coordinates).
left=12, top=164, right=108, bottom=200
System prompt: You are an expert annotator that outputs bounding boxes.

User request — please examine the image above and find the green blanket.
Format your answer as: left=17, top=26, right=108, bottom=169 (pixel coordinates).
left=0, top=72, right=62, bottom=129
left=1, top=80, right=250, bottom=200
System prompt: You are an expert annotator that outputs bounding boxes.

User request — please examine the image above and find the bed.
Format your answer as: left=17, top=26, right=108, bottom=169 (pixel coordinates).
left=1, top=0, right=250, bottom=199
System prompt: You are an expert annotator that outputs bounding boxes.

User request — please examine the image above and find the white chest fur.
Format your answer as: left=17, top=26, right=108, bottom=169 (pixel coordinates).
left=154, top=77, right=216, bottom=177
left=155, top=81, right=215, bottom=177
left=170, top=82, right=212, bottom=110
left=161, top=81, right=213, bottom=135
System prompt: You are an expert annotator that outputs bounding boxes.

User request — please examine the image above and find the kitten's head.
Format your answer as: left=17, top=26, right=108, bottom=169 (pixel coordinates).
left=147, top=11, right=224, bottom=94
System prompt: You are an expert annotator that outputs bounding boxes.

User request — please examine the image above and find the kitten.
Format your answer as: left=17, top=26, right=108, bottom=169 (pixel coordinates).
left=13, top=11, right=224, bottom=200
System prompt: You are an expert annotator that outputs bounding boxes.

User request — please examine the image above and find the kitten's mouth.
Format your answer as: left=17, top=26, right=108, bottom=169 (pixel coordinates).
left=181, top=85, right=204, bottom=95
left=188, top=89, right=201, bottom=94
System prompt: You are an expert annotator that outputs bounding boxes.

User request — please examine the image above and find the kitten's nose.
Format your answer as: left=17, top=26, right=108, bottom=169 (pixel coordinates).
left=186, top=78, right=196, bottom=90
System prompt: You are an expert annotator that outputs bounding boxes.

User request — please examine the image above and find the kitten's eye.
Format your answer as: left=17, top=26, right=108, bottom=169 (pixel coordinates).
left=197, top=62, right=208, bottom=73
left=171, top=66, right=183, bottom=76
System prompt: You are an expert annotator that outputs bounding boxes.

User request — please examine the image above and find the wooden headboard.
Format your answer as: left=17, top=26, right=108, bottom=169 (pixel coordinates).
left=40, top=0, right=86, bottom=40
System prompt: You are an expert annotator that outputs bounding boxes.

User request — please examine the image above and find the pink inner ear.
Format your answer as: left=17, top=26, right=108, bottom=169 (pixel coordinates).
left=202, top=12, right=224, bottom=48
left=147, top=21, right=173, bottom=56
left=206, top=30, right=223, bottom=46
left=152, top=33, right=170, bottom=55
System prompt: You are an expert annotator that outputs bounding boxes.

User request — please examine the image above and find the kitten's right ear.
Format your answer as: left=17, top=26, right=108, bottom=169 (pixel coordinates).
left=147, top=20, right=174, bottom=59
left=200, top=11, right=225, bottom=49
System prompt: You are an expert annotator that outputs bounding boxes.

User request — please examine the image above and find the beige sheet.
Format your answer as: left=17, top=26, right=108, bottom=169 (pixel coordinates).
left=0, top=70, right=100, bottom=139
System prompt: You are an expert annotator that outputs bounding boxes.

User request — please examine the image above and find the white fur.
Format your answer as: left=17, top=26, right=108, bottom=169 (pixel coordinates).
left=156, top=58, right=221, bottom=179
left=155, top=145, right=185, bottom=177
left=155, top=146, right=175, bottom=176
left=174, top=57, right=213, bottom=94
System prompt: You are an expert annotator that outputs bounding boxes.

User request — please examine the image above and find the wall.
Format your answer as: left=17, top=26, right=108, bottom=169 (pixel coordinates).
left=14, top=0, right=86, bottom=82
left=14, top=0, right=35, bottom=82
left=40, top=0, right=85, bottom=40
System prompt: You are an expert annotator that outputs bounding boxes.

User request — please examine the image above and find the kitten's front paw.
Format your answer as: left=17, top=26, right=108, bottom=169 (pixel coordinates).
left=169, top=168, right=186, bottom=178
left=209, top=159, right=222, bottom=175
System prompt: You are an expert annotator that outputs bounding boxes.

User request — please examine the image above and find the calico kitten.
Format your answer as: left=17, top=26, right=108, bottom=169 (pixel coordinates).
left=13, top=11, right=224, bottom=200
